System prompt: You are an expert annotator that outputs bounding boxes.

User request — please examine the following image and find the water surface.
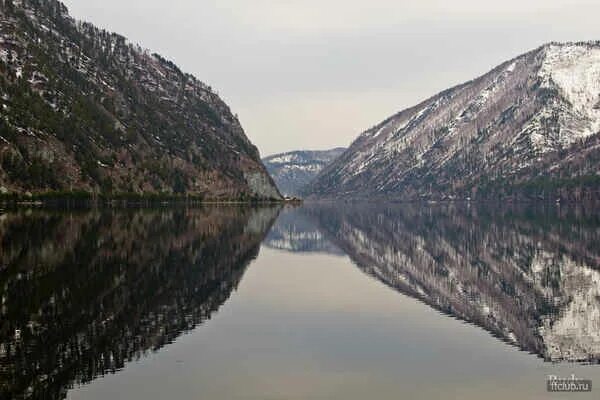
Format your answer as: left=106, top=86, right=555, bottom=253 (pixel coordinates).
left=1, top=203, right=599, bottom=399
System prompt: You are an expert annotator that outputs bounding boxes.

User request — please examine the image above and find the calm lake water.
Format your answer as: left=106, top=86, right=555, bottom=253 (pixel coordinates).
left=1, top=203, right=600, bottom=399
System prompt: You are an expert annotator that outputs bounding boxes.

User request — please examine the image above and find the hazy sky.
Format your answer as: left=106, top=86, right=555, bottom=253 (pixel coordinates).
left=61, top=0, right=600, bottom=157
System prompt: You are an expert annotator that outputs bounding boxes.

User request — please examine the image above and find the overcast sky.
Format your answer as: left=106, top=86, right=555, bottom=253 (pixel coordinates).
left=61, top=0, right=600, bottom=157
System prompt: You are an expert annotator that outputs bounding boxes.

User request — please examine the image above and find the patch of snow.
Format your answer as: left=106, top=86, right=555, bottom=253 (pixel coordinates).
left=267, top=154, right=301, bottom=164
left=540, top=44, right=600, bottom=139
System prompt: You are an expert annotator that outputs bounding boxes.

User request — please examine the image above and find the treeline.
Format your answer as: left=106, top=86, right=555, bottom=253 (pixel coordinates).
left=0, top=190, right=283, bottom=204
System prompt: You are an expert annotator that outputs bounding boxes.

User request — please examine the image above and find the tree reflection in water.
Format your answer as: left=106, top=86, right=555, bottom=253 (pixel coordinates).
left=0, top=206, right=280, bottom=399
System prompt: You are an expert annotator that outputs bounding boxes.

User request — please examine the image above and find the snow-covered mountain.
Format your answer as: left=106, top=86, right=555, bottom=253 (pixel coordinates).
left=0, top=0, right=280, bottom=200
left=263, top=148, right=345, bottom=197
left=307, top=42, right=600, bottom=201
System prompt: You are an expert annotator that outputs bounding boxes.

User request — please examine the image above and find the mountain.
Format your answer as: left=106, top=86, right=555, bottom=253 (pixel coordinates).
left=0, top=0, right=280, bottom=200
left=306, top=42, right=600, bottom=201
left=262, top=148, right=345, bottom=196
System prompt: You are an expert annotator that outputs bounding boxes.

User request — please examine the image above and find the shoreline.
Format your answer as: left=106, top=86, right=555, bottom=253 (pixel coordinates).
left=0, top=191, right=293, bottom=207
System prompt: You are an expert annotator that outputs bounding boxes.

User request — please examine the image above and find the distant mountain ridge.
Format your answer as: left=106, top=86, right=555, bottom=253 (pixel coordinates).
left=0, top=0, right=280, bottom=200
left=263, top=148, right=345, bottom=196
left=306, top=42, right=600, bottom=201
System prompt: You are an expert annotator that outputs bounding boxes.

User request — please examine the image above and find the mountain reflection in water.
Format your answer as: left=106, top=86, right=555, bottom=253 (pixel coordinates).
left=0, top=206, right=280, bottom=400
left=269, top=203, right=600, bottom=364
left=2, top=202, right=600, bottom=400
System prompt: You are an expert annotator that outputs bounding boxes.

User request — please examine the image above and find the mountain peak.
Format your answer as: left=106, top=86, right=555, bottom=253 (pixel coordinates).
left=307, top=41, right=600, bottom=201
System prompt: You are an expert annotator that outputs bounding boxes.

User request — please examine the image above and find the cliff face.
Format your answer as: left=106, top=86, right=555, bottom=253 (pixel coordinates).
left=0, top=0, right=280, bottom=200
left=307, top=42, right=600, bottom=201
left=262, top=148, right=345, bottom=197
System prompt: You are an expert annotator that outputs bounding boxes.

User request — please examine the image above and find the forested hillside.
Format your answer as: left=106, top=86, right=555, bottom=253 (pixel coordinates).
left=0, top=0, right=280, bottom=200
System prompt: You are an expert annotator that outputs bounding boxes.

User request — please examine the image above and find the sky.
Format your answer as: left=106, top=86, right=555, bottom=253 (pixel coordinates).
left=61, top=0, right=600, bottom=157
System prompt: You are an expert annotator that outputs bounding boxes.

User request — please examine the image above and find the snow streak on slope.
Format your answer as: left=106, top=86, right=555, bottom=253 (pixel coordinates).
left=529, top=44, right=600, bottom=150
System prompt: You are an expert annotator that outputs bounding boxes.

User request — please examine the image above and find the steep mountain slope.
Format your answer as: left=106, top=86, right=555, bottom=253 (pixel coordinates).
left=307, top=42, right=600, bottom=201
left=263, top=148, right=345, bottom=196
left=0, top=0, right=280, bottom=200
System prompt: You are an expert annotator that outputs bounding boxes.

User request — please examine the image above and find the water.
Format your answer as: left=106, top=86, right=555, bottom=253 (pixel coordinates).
left=1, top=203, right=599, bottom=399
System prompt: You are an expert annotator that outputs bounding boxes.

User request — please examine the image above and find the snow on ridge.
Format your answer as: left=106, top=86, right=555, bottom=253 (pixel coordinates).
left=514, top=43, right=600, bottom=155
left=309, top=42, right=600, bottom=198
left=266, top=153, right=301, bottom=164
left=540, top=43, right=600, bottom=137
left=541, top=44, right=600, bottom=111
